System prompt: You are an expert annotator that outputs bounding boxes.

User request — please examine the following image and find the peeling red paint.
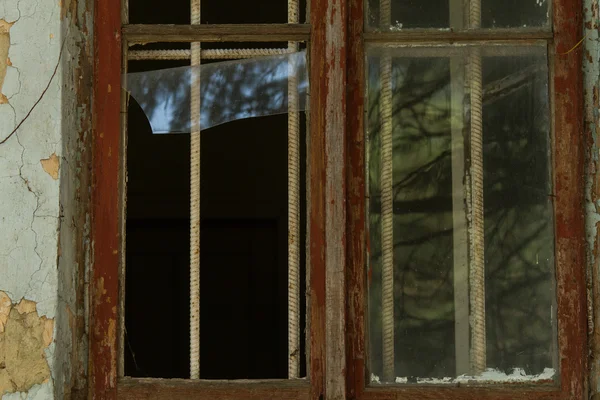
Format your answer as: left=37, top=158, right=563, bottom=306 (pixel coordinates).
left=554, top=0, right=587, bottom=398
left=90, top=0, right=121, bottom=398
left=346, top=0, right=366, bottom=398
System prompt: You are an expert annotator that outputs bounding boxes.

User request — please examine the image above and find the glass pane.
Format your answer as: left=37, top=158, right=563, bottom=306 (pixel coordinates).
left=367, top=0, right=449, bottom=29
left=482, top=0, right=550, bottom=28
left=125, top=51, right=308, bottom=134
left=366, top=0, right=550, bottom=30
left=482, top=51, right=554, bottom=376
left=129, top=0, right=307, bottom=24
left=366, top=45, right=556, bottom=384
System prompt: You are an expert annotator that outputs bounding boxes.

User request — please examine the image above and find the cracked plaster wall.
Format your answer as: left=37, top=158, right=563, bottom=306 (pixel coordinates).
left=0, top=0, right=92, bottom=398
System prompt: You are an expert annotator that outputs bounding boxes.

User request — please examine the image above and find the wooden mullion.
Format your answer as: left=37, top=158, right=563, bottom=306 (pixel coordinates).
left=346, top=0, right=367, bottom=397
left=123, top=24, right=310, bottom=43
left=552, top=0, right=587, bottom=397
left=91, top=0, right=122, bottom=398
left=308, top=0, right=350, bottom=398
left=311, top=0, right=348, bottom=398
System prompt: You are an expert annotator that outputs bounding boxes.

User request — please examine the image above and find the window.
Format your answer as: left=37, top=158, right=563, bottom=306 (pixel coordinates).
left=90, top=0, right=586, bottom=399
left=348, top=0, right=586, bottom=398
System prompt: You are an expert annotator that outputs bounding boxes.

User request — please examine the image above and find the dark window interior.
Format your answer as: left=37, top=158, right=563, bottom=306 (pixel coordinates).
left=128, top=0, right=307, bottom=25
left=124, top=0, right=307, bottom=378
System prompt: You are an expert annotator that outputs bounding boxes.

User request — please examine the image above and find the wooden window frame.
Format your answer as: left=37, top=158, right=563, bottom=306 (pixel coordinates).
left=90, top=0, right=586, bottom=399
left=91, top=0, right=335, bottom=398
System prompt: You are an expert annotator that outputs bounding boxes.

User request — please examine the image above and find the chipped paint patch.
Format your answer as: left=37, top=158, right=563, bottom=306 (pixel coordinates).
left=40, top=153, right=60, bottom=180
left=0, top=19, right=15, bottom=104
left=0, top=292, right=54, bottom=396
left=0, top=292, right=10, bottom=333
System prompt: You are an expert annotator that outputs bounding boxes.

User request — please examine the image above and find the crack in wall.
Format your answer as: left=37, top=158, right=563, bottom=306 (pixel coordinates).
left=7, top=63, right=23, bottom=103
left=13, top=131, right=44, bottom=302
left=0, top=32, right=67, bottom=146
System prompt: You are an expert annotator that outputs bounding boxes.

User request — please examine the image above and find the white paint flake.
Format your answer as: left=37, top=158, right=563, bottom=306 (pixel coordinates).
left=371, top=368, right=555, bottom=385
left=390, top=21, right=403, bottom=31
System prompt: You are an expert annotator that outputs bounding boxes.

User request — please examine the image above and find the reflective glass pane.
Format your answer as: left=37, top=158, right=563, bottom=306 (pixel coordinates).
left=366, top=0, right=449, bottom=29
left=482, top=0, right=550, bottom=28
left=366, top=0, right=550, bottom=30
left=367, top=46, right=556, bottom=383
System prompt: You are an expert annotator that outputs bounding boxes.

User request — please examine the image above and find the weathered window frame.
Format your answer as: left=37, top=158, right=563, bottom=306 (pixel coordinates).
left=346, top=0, right=587, bottom=399
left=91, top=0, right=334, bottom=398
left=90, top=0, right=586, bottom=399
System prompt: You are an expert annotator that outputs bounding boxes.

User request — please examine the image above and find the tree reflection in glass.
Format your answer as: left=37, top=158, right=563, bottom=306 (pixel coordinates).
left=124, top=51, right=308, bottom=134
left=367, top=46, right=556, bottom=383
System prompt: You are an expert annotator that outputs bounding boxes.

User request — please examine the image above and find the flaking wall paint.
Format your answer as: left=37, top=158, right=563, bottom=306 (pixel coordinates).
left=0, top=0, right=92, bottom=398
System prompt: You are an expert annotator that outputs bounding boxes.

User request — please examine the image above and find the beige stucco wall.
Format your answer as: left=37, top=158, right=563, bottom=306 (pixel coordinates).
left=0, top=0, right=92, bottom=398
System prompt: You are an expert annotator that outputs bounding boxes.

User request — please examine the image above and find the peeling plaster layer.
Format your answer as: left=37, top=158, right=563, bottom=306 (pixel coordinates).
left=0, top=293, right=54, bottom=398
left=40, top=153, right=59, bottom=180
left=0, top=19, right=14, bottom=104
left=0, top=0, right=64, bottom=399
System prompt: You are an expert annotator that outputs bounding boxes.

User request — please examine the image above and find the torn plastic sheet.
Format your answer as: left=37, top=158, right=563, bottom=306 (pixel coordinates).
left=124, top=50, right=307, bottom=134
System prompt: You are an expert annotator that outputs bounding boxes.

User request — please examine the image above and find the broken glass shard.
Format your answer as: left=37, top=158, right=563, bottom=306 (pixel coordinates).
left=124, top=50, right=307, bottom=134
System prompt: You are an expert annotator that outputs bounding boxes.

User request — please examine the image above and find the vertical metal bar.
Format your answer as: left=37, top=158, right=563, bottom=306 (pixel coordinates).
left=468, top=0, right=486, bottom=375
left=450, top=56, right=470, bottom=376
left=449, top=0, right=470, bottom=377
left=288, top=0, right=301, bottom=380
left=190, top=0, right=202, bottom=380
left=379, top=0, right=395, bottom=383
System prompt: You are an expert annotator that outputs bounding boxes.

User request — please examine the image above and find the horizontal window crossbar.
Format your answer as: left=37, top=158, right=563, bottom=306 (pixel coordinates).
left=364, top=28, right=553, bottom=43
left=361, top=386, right=562, bottom=400
left=117, top=378, right=310, bottom=400
left=128, top=47, right=293, bottom=61
left=123, top=24, right=311, bottom=43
